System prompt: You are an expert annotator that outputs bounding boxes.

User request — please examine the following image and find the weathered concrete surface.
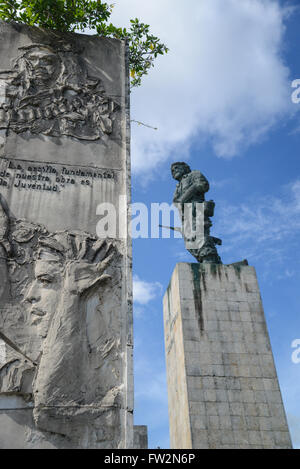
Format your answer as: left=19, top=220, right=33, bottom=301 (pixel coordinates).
left=133, top=425, right=148, bottom=449
left=0, top=20, right=129, bottom=235
left=0, top=21, right=133, bottom=449
left=163, top=263, right=292, bottom=449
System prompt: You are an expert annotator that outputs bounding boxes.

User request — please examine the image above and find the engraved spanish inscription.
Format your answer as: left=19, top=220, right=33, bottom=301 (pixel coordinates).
left=0, top=159, right=116, bottom=192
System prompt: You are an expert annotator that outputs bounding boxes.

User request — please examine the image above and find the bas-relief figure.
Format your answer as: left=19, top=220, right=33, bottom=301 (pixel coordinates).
left=0, top=41, right=116, bottom=141
left=0, top=196, right=125, bottom=447
left=171, top=162, right=222, bottom=264
left=0, top=24, right=133, bottom=448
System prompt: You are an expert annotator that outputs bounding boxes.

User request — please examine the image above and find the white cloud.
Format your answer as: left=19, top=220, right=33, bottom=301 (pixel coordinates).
left=110, top=0, right=294, bottom=173
left=133, top=275, right=162, bottom=305
left=215, top=178, right=300, bottom=266
left=291, top=180, right=300, bottom=210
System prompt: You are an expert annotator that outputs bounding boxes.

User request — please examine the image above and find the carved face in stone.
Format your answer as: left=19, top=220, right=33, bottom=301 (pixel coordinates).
left=0, top=43, right=115, bottom=140
left=171, top=162, right=191, bottom=181
left=24, top=260, right=63, bottom=337
left=24, top=47, right=61, bottom=85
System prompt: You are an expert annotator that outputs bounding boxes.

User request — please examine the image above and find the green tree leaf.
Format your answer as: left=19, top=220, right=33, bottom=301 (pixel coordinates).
left=0, top=0, right=168, bottom=88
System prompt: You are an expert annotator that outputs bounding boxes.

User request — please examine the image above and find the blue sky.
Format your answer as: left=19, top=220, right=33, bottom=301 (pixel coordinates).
left=111, top=0, right=300, bottom=448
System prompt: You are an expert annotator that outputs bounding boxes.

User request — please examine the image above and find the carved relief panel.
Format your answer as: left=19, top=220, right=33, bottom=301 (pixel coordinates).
left=0, top=42, right=117, bottom=141
left=0, top=22, right=132, bottom=449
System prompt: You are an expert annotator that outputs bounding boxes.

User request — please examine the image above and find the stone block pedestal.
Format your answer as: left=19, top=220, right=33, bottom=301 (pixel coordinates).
left=163, top=263, right=292, bottom=449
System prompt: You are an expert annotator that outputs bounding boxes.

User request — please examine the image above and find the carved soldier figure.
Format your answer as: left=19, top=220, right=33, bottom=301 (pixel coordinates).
left=0, top=42, right=116, bottom=141
left=171, top=162, right=222, bottom=264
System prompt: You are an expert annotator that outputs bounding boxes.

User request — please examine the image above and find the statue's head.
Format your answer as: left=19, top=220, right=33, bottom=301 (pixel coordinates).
left=171, top=162, right=191, bottom=181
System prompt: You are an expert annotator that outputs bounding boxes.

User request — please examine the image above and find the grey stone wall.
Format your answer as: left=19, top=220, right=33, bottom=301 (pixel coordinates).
left=0, top=21, right=133, bottom=449
left=163, top=263, right=292, bottom=449
left=133, top=425, right=148, bottom=449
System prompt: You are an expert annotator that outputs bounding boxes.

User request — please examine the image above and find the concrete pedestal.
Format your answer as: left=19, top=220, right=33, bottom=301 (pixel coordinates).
left=163, top=263, right=292, bottom=449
